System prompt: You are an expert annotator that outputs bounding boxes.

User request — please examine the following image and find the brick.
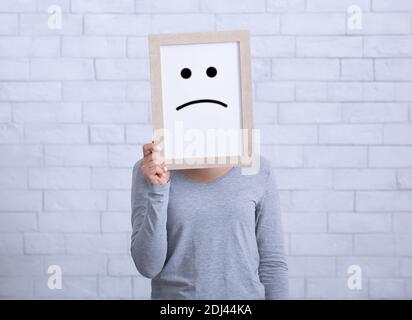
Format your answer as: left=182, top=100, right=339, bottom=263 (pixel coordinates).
left=341, top=59, right=374, bottom=80
left=0, top=14, right=18, bottom=35
left=291, top=234, right=352, bottom=255
left=369, top=279, right=405, bottom=299
left=108, top=191, right=129, bottom=211
left=34, top=277, right=97, bottom=298
left=251, top=36, right=295, bottom=57
left=37, top=0, right=70, bottom=11
left=90, top=125, right=124, bottom=144
left=216, top=14, right=280, bottom=35
left=127, top=38, right=149, bottom=58
left=29, top=168, right=90, bottom=189
left=13, top=102, right=81, bottom=123
left=66, top=234, right=126, bottom=255
left=45, top=145, right=108, bottom=166
left=92, top=168, right=131, bottom=189
left=397, top=235, right=412, bottom=255
left=0, top=256, right=42, bottom=275
left=376, top=59, right=412, bottom=81
left=151, top=14, right=214, bottom=33
left=337, top=256, right=400, bottom=277
left=304, top=146, right=367, bottom=168
left=267, top=0, right=305, bottom=12
left=307, top=278, right=368, bottom=299
left=255, top=82, right=294, bottom=101
left=288, top=278, right=305, bottom=299
left=253, top=101, right=277, bottom=123
left=342, top=103, right=408, bottom=123
left=363, top=82, right=395, bottom=101
left=39, top=212, right=100, bottom=232
left=0, top=191, right=42, bottom=212
left=278, top=103, right=341, bottom=124
left=307, top=0, right=370, bottom=11
left=0, top=234, right=23, bottom=254
left=329, top=213, right=391, bottom=233
left=357, top=191, right=412, bottom=211
left=0, top=278, right=33, bottom=298
left=102, top=212, right=131, bottom=233
left=108, top=145, right=140, bottom=167
left=281, top=14, right=345, bottom=35
left=295, top=82, right=327, bottom=101
left=20, top=14, right=82, bottom=35
left=126, top=82, right=150, bottom=101
left=96, top=59, right=149, bottom=80
left=319, top=124, right=383, bottom=144
left=199, top=0, right=265, bottom=13
left=263, top=145, right=303, bottom=168
left=373, top=0, right=412, bottom=11
left=369, top=147, right=412, bottom=167
left=108, top=256, right=137, bottom=276
left=0, top=82, right=61, bottom=101
left=44, top=191, right=106, bottom=211
left=364, top=36, right=412, bottom=57
left=0, top=59, right=29, bottom=80
left=276, top=169, right=332, bottom=189
left=348, top=13, right=411, bottom=35
left=334, top=169, right=396, bottom=190
left=2, top=159, right=24, bottom=188
left=63, top=82, right=126, bottom=101
left=327, top=82, right=363, bottom=102
left=24, top=124, right=88, bottom=144
left=272, top=59, right=339, bottom=80
left=24, top=233, right=64, bottom=254
left=0, top=0, right=36, bottom=12
left=290, top=191, right=354, bottom=212
left=258, top=124, right=317, bottom=144
left=394, top=213, right=412, bottom=233
left=30, top=58, right=94, bottom=80
left=0, top=214, right=36, bottom=233
left=0, top=103, right=11, bottom=122
left=297, top=37, right=362, bottom=57
left=395, top=83, right=412, bottom=101
left=136, top=0, right=199, bottom=12
left=252, top=59, right=271, bottom=81
left=85, top=14, right=150, bottom=35
left=0, top=145, right=42, bottom=167
left=383, top=124, right=412, bottom=144
left=99, top=277, right=132, bottom=298
left=43, top=255, right=107, bottom=275
left=283, top=212, right=327, bottom=232
left=288, top=257, right=335, bottom=277
left=398, top=170, right=412, bottom=189
left=71, top=0, right=134, bottom=13
left=133, top=276, right=151, bottom=298
left=83, top=103, right=148, bottom=123
left=0, top=124, right=24, bottom=143
left=62, top=36, right=126, bottom=57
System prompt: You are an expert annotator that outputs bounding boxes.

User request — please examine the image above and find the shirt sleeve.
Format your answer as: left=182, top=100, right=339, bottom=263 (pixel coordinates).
left=130, top=160, right=170, bottom=279
left=255, top=166, right=289, bottom=300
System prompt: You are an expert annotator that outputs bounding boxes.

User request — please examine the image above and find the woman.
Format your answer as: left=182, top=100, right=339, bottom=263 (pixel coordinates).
left=130, top=142, right=288, bottom=300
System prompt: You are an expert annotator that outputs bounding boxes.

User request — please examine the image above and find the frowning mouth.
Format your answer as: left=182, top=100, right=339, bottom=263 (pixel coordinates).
left=176, top=99, right=228, bottom=111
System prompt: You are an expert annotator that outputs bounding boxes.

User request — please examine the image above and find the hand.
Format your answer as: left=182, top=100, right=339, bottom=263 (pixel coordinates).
left=140, top=142, right=170, bottom=185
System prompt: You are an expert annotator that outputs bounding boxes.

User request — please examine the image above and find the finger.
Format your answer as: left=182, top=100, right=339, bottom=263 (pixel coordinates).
left=142, top=143, right=160, bottom=157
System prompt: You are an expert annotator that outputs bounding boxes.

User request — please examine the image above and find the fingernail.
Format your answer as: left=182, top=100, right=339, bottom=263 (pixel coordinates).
left=155, top=145, right=161, bottom=151
left=164, top=167, right=168, bottom=172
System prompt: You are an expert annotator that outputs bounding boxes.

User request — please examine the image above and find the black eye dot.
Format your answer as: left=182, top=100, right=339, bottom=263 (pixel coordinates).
left=206, top=66, right=217, bottom=78
left=180, top=68, right=191, bottom=79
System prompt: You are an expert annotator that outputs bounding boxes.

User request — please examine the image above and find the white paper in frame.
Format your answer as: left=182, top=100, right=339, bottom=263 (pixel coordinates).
left=149, top=30, right=254, bottom=170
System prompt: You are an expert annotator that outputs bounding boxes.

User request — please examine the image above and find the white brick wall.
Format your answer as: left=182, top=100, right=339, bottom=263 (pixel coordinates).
left=0, top=0, right=411, bottom=300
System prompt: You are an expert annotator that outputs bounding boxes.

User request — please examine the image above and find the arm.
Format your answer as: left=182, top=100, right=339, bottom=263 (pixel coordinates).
left=255, top=167, right=289, bottom=300
left=130, top=160, right=170, bottom=278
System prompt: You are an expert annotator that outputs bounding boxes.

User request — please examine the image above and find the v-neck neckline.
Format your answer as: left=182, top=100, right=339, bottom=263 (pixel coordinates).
left=173, top=166, right=238, bottom=186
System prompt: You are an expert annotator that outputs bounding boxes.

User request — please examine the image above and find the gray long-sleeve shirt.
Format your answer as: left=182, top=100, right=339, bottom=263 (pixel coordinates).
left=130, top=156, right=288, bottom=300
